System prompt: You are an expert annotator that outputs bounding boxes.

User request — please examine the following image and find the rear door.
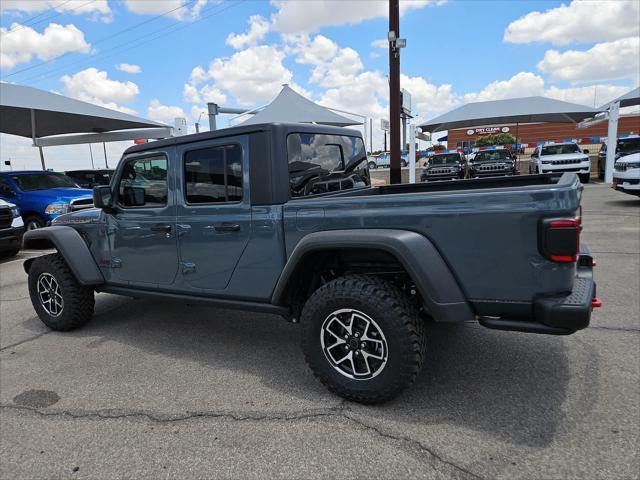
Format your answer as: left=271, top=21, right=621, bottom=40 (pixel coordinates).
left=175, top=135, right=251, bottom=291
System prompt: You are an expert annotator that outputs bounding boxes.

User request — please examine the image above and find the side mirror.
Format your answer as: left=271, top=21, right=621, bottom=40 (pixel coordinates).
left=93, top=185, right=113, bottom=209
left=583, top=149, right=590, bottom=154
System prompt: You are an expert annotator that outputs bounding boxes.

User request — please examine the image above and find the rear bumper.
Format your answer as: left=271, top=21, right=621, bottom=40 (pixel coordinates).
left=479, top=250, right=597, bottom=335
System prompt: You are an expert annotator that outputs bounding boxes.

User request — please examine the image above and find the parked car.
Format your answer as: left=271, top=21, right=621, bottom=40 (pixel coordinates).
left=467, top=147, right=517, bottom=178
left=0, top=171, right=93, bottom=230
left=529, top=142, right=591, bottom=183
left=0, top=198, right=24, bottom=258
left=420, top=151, right=466, bottom=182
left=370, top=152, right=408, bottom=169
left=598, top=134, right=640, bottom=179
left=21, top=122, right=599, bottom=403
left=612, top=152, right=640, bottom=197
left=65, top=169, right=114, bottom=189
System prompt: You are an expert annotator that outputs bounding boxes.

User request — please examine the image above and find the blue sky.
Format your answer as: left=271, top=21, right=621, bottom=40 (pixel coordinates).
left=1, top=0, right=639, bottom=170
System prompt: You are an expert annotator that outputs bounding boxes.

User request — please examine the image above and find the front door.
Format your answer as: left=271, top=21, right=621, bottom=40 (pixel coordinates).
left=175, top=137, right=251, bottom=292
left=108, top=151, right=179, bottom=286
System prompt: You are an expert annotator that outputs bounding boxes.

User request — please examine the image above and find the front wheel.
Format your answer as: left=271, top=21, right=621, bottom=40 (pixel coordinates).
left=301, top=275, right=426, bottom=403
left=24, top=215, right=45, bottom=231
left=368, top=161, right=377, bottom=170
left=580, top=173, right=590, bottom=183
left=28, top=253, right=95, bottom=331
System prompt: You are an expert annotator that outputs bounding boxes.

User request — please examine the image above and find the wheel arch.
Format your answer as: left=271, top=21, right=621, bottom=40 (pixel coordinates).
left=22, top=226, right=104, bottom=285
left=271, top=229, right=474, bottom=323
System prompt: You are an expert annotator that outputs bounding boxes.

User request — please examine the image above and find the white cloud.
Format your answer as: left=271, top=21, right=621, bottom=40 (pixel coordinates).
left=371, top=39, right=388, bottom=49
left=460, top=71, right=631, bottom=108
left=400, top=74, right=459, bottom=117
left=183, top=83, right=201, bottom=104
left=116, top=63, right=142, bottom=74
left=189, top=65, right=208, bottom=85
left=0, top=22, right=90, bottom=69
left=271, top=0, right=439, bottom=34
left=226, top=15, right=270, bottom=49
left=0, top=0, right=111, bottom=21
left=537, top=37, right=640, bottom=84
left=504, top=0, right=640, bottom=45
left=61, top=67, right=139, bottom=114
left=123, top=0, right=212, bottom=20
left=147, top=99, right=186, bottom=123
left=207, top=45, right=292, bottom=105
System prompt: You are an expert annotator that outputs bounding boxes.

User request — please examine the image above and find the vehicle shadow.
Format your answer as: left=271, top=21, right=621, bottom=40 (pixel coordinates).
left=59, top=298, right=592, bottom=449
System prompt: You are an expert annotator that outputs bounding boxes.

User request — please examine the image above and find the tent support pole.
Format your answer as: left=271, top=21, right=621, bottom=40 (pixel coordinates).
left=30, top=109, right=46, bottom=170
left=103, top=142, right=109, bottom=168
left=89, top=144, right=95, bottom=169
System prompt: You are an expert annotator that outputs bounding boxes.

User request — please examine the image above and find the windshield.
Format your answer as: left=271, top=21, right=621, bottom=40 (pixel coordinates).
left=428, top=154, right=460, bottom=165
left=473, top=150, right=512, bottom=162
left=541, top=144, right=580, bottom=155
left=617, top=137, right=640, bottom=154
left=11, top=173, right=79, bottom=191
left=288, top=133, right=369, bottom=197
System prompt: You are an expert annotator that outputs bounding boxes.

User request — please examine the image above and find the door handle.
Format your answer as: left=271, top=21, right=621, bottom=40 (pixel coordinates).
left=213, top=222, right=240, bottom=232
left=150, top=224, right=172, bottom=233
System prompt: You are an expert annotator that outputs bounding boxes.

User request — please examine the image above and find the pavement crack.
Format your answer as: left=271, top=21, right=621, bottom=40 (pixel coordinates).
left=0, top=295, right=30, bottom=302
left=2, top=402, right=482, bottom=478
left=0, top=403, right=344, bottom=424
left=589, top=325, right=640, bottom=333
left=340, top=412, right=484, bottom=480
left=0, top=331, right=51, bottom=352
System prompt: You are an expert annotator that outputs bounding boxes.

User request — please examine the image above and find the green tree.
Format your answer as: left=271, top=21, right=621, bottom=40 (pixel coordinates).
left=474, top=133, right=516, bottom=147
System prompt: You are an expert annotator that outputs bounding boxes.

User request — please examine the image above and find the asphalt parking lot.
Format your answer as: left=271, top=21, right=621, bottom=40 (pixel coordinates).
left=1, top=182, right=638, bottom=480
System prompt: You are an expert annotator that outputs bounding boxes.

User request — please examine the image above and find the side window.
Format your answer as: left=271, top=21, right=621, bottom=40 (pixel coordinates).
left=184, top=144, right=242, bottom=204
left=117, top=155, right=168, bottom=207
left=287, top=133, right=369, bottom=197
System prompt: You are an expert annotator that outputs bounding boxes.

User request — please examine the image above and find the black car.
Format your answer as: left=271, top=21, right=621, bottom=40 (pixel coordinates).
left=468, top=149, right=517, bottom=178
left=598, top=135, right=640, bottom=179
left=65, top=169, right=114, bottom=189
left=420, top=151, right=466, bottom=182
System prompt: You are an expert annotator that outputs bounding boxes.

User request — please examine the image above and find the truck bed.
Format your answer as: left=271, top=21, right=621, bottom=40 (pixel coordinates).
left=283, top=172, right=582, bottom=316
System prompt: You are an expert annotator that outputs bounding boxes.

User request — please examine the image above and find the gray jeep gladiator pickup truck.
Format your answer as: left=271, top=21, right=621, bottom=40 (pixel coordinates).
left=22, top=123, right=600, bottom=403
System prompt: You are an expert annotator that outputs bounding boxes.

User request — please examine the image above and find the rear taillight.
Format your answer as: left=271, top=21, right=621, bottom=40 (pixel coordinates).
left=541, top=217, right=581, bottom=262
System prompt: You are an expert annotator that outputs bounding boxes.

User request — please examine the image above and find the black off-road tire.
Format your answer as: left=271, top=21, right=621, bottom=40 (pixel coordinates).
left=580, top=173, right=590, bottom=184
left=368, top=161, right=377, bottom=170
left=301, top=275, right=427, bottom=404
left=28, top=253, right=94, bottom=331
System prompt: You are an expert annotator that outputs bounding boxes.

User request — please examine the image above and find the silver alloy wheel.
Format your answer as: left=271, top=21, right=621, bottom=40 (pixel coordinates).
left=27, top=221, right=40, bottom=230
left=320, top=308, right=388, bottom=380
left=37, top=272, right=63, bottom=317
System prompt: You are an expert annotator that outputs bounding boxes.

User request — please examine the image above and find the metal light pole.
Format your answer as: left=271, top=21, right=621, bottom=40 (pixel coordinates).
left=103, top=142, right=108, bottom=168
left=89, top=144, right=95, bottom=169
left=605, top=101, right=620, bottom=183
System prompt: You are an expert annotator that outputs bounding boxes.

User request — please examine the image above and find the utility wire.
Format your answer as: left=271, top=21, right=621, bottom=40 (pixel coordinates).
left=21, top=0, right=245, bottom=86
left=3, top=1, right=97, bottom=36
left=4, top=0, right=197, bottom=79
left=2, top=0, right=74, bottom=33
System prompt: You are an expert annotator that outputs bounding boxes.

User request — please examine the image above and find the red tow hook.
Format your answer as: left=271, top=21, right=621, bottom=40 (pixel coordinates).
left=592, top=298, right=603, bottom=308
left=592, top=259, right=597, bottom=267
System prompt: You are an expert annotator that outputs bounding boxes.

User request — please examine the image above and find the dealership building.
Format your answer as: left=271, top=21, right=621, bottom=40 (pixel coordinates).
left=447, top=114, right=640, bottom=151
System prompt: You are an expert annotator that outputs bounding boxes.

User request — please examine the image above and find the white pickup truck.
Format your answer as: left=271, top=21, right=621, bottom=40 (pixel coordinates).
left=529, top=142, right=591, bottom=183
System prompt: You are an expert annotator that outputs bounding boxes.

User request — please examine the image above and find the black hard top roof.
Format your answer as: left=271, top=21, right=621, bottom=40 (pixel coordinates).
left=124, top=122, right=362, bottom=155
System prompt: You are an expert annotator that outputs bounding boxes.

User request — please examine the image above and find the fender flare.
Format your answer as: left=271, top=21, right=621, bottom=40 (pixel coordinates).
left=22, top=226, right=104, bottom=286
left=271, top=229, right=475, bottom=323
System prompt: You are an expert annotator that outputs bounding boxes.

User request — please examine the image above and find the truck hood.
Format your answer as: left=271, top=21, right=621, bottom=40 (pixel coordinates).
left=20, top=187, right=93, bottom=202
left=617, top=152, right=640, bottom=163
left=52, top=208, right=102, bottom=225
left=541, top=153, right=588, bottom=161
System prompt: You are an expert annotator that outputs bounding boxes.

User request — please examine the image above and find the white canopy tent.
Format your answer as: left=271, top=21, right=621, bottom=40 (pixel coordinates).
left=0, top=83, right=171, bottom=169
left=236, top=85, right=361, bottom=127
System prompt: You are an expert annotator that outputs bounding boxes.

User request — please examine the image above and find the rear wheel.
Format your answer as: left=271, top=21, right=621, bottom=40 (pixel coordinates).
left=28, top=253, right=94, bottom=331
left=368, top=161, right=377, bottom=170
left=302, top=275, right=426, bottom=403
